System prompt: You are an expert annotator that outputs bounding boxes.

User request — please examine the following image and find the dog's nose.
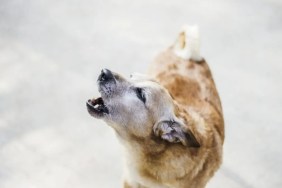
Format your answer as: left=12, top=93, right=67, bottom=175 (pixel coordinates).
left=98, top=69, right=115, bottom=82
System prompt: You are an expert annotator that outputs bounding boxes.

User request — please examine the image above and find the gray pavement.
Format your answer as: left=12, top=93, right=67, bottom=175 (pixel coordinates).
left=0, top=0, right=282, bottom=187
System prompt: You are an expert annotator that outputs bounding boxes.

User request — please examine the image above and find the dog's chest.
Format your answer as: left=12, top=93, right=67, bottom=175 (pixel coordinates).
left=124, top=152, right=170, bottom=188
left=122, top=145, right=190, bottom=188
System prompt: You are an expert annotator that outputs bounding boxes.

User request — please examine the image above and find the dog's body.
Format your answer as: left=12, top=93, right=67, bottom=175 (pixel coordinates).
left=87, top=26, right=224, bottom=188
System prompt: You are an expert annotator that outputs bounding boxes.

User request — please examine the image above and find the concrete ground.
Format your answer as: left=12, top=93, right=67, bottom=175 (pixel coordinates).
left=0, top=0, right=282, bottom=187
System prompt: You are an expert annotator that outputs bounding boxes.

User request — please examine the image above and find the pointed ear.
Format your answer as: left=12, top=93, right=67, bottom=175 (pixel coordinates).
left=153, top=120, right=200, bottom=147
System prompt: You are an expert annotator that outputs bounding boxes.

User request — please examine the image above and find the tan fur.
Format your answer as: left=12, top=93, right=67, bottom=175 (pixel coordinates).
left=87, top=30, right=224, bottom=188
left=124, top=48, right=224, bottom=188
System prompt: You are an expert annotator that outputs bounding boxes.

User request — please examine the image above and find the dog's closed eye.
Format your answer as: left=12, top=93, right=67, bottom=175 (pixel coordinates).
left=135, top=88, right=146, bottom=103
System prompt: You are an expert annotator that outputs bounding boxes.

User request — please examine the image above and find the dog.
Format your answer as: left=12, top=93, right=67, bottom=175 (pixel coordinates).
left=86, top=25, right=224, bottom=188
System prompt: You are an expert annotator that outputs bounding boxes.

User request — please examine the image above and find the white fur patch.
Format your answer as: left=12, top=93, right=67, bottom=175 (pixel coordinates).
left=173, top=25, right=203, bottom=61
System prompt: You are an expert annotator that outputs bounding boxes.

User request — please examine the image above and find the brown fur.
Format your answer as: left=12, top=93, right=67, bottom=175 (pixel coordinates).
left=87, top=32, right=224, bottom=188
left=123, top=48, right=224, bottom=188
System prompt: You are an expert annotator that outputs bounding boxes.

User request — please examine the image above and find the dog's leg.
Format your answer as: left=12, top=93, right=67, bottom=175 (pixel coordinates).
left=173, top=25, right=203, bottom=62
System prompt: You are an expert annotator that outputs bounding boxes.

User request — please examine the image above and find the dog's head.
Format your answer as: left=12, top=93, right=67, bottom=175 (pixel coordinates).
left=87, top=69, right=200, bottom=147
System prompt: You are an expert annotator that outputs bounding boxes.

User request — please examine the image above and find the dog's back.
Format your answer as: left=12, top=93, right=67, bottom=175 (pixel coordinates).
left=145, top=26, right=225, bottom=188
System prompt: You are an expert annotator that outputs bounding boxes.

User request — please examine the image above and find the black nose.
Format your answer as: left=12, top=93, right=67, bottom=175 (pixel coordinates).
left=98, top=69, right=115, bottom=82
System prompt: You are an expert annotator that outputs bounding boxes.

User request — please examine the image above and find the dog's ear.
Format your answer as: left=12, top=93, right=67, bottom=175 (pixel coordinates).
left=153, top=120, right=200, bottom=147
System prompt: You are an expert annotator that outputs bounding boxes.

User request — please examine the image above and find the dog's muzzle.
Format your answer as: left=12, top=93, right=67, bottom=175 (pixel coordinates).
left=86, top=69, right=115, bottom=118
left=98, top=69, right=115, bottom=83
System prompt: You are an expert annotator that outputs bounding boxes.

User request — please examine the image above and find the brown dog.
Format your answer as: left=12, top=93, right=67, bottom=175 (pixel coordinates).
left=87, top=25, right=224, bottom=188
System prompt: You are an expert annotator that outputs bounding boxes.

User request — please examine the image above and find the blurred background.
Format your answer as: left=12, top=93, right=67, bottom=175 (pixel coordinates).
left=0, top=0, right=282, bottom=187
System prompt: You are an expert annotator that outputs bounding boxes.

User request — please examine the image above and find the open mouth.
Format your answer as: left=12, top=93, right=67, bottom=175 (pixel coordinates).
left=86, top=97, right=109, bottom=118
